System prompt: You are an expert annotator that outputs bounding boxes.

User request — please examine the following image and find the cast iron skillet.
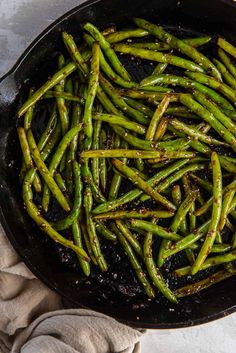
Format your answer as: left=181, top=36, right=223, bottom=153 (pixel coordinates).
left=0, top=0, right=236, bottom=329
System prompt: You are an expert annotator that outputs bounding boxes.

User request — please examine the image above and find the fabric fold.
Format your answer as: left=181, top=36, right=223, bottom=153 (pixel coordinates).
left=0, top=223, right=142, bottom=353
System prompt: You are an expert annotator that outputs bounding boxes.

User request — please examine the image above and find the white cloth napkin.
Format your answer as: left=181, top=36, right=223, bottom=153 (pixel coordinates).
left=0, top=224, right=142, bottom=353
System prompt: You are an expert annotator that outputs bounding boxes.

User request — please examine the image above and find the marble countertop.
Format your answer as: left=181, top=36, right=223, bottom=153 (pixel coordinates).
left=0, top=1, right=235, bottom=352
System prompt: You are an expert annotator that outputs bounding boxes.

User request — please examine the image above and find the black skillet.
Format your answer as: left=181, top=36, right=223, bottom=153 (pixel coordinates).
left=0, top=0, right=236, bottom=329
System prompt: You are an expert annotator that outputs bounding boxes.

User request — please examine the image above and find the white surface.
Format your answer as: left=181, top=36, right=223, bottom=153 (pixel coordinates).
left=0, top=1, right=236, bottom=352
left=141, top=314, right=236, bottom=353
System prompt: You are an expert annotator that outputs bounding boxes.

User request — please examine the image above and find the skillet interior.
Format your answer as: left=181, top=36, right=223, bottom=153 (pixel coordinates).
left=0, top=0, right=236, bottom=328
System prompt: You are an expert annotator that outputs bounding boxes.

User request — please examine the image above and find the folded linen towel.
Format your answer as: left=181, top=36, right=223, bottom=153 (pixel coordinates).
left=0, top=224, right=142, bottom=353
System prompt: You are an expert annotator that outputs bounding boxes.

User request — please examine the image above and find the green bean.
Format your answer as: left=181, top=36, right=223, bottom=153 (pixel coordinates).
left=65, top=76, right=73, bottom=95
left=114, top=43, right=205, bottom=73
left=180, top=218, right=188, bottom=237
left=113, top=126, right=190, bottom=151
left=129, top=167, right=148, bottom=180
left=17, top=127, right=42, bottom=193
left=72, top=222, right=90, bottom=276
left=219, top=188, right=236, bottom=231
left=96, top=85, right=121, bottom=115
left=199, top=122, right=211, bottom=134
left=140, top=85, right=172, bottom=93
left=211, top=244, right=232, bottom=254
left=195, top=178, right=236, bottom=216
left=18, top=62, right=76, bottom=117
left=172, top=185, right=181, bottom=206
left=175, top=269, right=234, bottom=298
left=192, top=152, right=222, bottom=275
left=229, top=197, right=236, bottom=221
left=132, top=36, right=212, bottom=51
left=51, top=161, right=82, bottom=230
left=140, top=74, right=234, bottom=110
left=44, top=90, right=84, bottom=103
left=185, top=249, right=196, bottom=265
left=27, top=130, right=70, bottom=211
left=37, top=105, right=57, bottom=151
left=93, top=209, right=174, bottom=220
left=119, top=89, right=180, bottom=102
left=106, top=28, right=149, bottom=43
left=218, top=48, right=236, bottom=79
left=84, top=186, right=107, bottom=271
left=175, top=251, right=236, bottom=277
left=84, top=22, right=131, bottom=81
left=23, top=169, right=89, bottom=261
left=130, top=219, right=182, bottom=241
left=193, top=91, right=236, bottom=138
left=171, top=190, right=198, bottom=233
left=157, top=239, right=170, bottom=268
left=232, top=230, right=236, bottom=249
left=225, top=218, right=235, bottom=232
left=160, top=184, right=179, bottom=267
left=55, top=54, right=69, bottom=136
left=158, top=134, right=176, bottom=142
left=115, top=220, right=142, bottom=257
left=186, top=71, right=236, bottom=103
left=174, top=179, right=196, bottom=260
left=91, top=120, right=102, bottom=187
left=112, top=158, right=176, bottom=211
left=67, top=102, right=82, bottom=194
left=42, top=125, right=82, bottom=212
left=92, top=159, right=189, bottom=214
left=179, top=94, right=236, bottom=149
left=134, top=18, right=221, bottom=80
left=108, top=136, right=123, bottom=200
left=108, top=135, right=121, bottom=200
left=123, top=97, right=154, bottom=118
left=23, top=88, right=35, bottom=130
left=217, top=37, right=236, bottom=59
left=153, top=62, right=168, bottom=76
left=113, top=224, right=155, bottom=298
left=99, top=130, right=107, bottom=193
left=182, top=175, right=197, bottom=232
left=213, top=59, right=236, bottom=90
left=80, top=218, right=98, bottom=265
left=163, top=220, right=210, bottom=260
left=54, top=172, right=67, bottom=193
left=83, top=42, right=100, bottom=148
left=165, top=106, right=199, bottom=119
left=189, top=173, right=212, bottom=193
left=153, top=116, right=167, bottom=141
left=81, top=149, right=194, bottom=159
left=63, top=32, right=119, bottom=116
left=93, top=113, right=146, bottom=134
left=40, top=123, right=61, bottom=162
left=219, top=156, right=236, bottom=173
left=84, top=33, right=137, bottom=88
left=63, top=32, right=89, bottom=77
left=169, top=118, right=225, bottom=146
left=100, top=75, right=148, bottom=124
left=140, top=163, right=205, bottom=202
left=19, top=163, right=27, bottom=183
left=221, top=155, right=236, bottom=165
left=143, top=220, right=177, bottom=303
left=135, top=157, right=144, bottom=172
left=81, top=159, right=106, bottom=203
left=81, top=48, right=93, bottom=62
left=95, top=221, right=117, bottom=242
left=146, top=95, right=170, bottom=141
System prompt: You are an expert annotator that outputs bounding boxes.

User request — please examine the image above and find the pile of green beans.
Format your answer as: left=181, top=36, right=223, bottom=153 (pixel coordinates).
left=17, top=19, right=236, bottom=303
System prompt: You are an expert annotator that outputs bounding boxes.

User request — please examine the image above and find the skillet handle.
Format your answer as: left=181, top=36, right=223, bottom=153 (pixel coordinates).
left=0, top=73, right=18, bottom=109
